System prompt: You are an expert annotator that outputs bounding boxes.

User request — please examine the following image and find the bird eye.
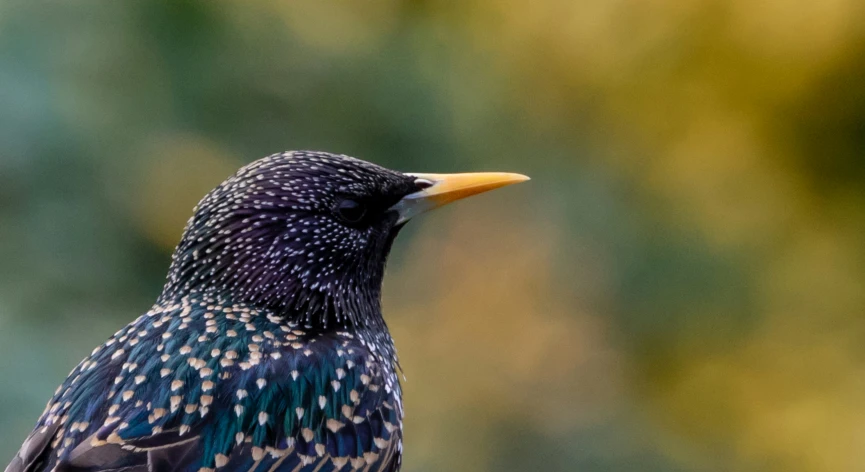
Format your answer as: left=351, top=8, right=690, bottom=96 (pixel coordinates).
left=336, top=199, right=367, bottom=224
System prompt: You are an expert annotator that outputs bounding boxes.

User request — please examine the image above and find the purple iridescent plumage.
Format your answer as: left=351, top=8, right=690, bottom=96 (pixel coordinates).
left=7, top=152, right=420, bottom=472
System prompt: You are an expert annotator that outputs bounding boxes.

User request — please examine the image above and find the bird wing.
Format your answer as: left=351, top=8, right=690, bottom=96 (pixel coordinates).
left=5, top=422, right=62, bottom=472
left=7, top=302, right=403, bottom=472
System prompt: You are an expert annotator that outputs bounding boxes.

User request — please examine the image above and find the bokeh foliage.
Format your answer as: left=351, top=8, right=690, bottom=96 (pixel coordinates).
left=2, top=1, right=865, bottom=471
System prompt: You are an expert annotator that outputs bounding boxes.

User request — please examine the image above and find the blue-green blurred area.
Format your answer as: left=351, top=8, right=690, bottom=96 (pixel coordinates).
left=3, top=1, right=865, bottom=471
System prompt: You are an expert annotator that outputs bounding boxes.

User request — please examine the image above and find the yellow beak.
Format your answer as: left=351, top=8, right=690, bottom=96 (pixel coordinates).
left=392, top=171, right=530, bottom=224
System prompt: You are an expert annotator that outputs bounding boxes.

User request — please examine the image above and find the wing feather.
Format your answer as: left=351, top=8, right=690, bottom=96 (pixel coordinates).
left=6, top=302, right=403, bottom=472
left=5, top=422, right=61, bottom=472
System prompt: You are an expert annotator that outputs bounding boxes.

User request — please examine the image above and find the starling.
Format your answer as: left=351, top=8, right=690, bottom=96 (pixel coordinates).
left=6, top=151, right=528, bottom=472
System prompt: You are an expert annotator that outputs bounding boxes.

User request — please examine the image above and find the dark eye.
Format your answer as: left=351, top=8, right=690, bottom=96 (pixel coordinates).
left=336, top=199, right=367, bottom=224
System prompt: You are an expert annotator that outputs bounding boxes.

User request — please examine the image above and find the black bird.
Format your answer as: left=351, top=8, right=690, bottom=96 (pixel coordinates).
left=6, top=151, right=528, bottom=472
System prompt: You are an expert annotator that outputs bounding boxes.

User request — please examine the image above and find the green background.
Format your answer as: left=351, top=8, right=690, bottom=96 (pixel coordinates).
left=2, top=2, right=865, bottom=471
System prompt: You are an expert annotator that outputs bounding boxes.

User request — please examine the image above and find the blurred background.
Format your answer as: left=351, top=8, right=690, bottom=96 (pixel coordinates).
left=2, top=1, right=865, bottom=471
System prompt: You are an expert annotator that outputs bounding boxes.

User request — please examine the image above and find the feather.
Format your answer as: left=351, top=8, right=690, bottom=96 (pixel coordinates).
left=5, top=422, right=61, bottom=472
left=6, top=153, right=421, bottom=472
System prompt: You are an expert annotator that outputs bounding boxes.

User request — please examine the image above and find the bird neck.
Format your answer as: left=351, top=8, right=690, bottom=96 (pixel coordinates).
left=158, top=211, right=401, bottom=338
left=158, top=284, right=389, bottom=333
left=153, top=290, right=399, bottom=380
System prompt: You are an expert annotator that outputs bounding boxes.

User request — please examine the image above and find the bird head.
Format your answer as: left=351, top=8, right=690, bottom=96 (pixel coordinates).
left=162, top=151, right=528, bottom=330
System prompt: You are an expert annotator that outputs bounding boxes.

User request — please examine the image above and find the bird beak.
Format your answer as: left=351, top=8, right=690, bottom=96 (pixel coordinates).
left=392, top=172, right=530, bottom=224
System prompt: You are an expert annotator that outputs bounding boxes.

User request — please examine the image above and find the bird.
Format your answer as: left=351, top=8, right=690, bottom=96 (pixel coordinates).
left=6, top=151, right=528, bottom=472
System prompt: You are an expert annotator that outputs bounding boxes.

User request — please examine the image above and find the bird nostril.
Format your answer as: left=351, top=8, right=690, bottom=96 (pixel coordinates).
left=414, top=178, right=435, bottom=190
